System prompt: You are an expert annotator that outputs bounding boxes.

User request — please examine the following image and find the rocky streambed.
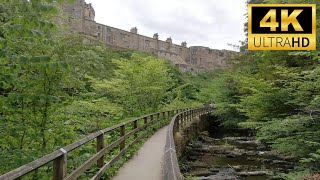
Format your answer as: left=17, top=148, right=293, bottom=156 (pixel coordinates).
left=180, top=129, right=296, bottom=180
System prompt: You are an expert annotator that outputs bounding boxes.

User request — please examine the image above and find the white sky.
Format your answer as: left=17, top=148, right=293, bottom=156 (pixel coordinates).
left=85, top=0, right=247, bottom=51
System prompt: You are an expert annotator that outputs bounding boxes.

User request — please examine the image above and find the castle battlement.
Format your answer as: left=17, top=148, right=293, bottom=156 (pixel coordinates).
left=62, top=0, right=237, bottom=72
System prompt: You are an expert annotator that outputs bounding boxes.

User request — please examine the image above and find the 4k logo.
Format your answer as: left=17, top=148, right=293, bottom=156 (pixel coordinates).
left=248, top=4, right=316, bottom=50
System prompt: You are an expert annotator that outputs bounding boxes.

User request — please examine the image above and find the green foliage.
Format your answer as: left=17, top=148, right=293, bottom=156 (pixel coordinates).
left=281, top=169, right=310, bottom=180
left=7, top=0, right=320, bottom=179
left=238, top=75, right=293, bottom=122
left=301, top=149, right=320, bottom=171
left=199, top=1, right=320, bottom=178
left=0, top=0, right=204, bottom=177
left=0, top=0, right=77, bottom=174
left=197, top=71, right=245, bottom=127
left=91, top=53, right=175, bottom=116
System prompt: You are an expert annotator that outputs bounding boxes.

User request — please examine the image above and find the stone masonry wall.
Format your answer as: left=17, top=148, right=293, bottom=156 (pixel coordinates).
left=62, top=0, right=238, bottom=72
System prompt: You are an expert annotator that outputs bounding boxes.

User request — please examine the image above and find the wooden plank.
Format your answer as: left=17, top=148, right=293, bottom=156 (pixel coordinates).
left=151, top=115, right=156, bottom=131
left=186, top=111, right=189, bottom=122
left=144, top=116, right=148, bottom=125
left=91, top=133, right=147, bottom=180
left=192, top=110, right=194, bottom=118
left=53, top=149, right=67, bottom=180
left=96, top=134, right=105, bottom=168
left=157, top=113, right=161, bottom=126
left=164, top=108, right=210, bottom=180
left=120, top=125, right=125, bottom=151
left=99, top=122, right=125, bottom=134
left=65, top=149, right=105, bottom=180
left=65, top=122, right=152, bottom=180
left=63, top=130, right=104, bottom=153
left=162, top=112, right=166, bottom=126
left=0, top=150, right=63, bottom=180
left=0, top=108, right=184, bottom=180
left=133, top=120, right=138, bottom=139
left=175, top=115, right=180, bottom=132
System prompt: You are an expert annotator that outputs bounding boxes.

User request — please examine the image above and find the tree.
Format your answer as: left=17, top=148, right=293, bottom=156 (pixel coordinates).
left=91, top=53, right=174, bottom=116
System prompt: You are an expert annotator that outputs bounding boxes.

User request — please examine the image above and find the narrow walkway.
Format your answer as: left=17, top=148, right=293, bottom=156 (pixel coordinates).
left=112, top=126, right=167, bottom=180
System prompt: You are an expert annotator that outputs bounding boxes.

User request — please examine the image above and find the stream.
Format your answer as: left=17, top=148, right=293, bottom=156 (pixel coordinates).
left=180, top=127, right=296, bottom=180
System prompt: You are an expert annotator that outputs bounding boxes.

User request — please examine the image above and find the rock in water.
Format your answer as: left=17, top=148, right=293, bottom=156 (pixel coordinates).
left=236, top=171, right=270, bottom=176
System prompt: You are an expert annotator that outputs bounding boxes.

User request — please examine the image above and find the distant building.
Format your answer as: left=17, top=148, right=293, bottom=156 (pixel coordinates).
left=61, top=0, right=238, bottom=72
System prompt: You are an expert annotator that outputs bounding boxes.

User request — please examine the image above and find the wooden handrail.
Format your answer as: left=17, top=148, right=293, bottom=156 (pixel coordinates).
left=163, top=107, right=213, bottom=180
left=0, top=108, right=187, bottom=180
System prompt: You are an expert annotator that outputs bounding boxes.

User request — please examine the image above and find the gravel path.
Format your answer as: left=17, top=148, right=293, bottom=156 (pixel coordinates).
left=112, top=126, right=167, bottom=180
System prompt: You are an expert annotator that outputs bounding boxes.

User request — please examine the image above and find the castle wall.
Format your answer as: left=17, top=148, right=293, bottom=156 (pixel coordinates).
left=189, top=47, right=234, bottom=70
left=62, top=0, right=237, bottom=72
left=81, top=19, right=191, bottom=66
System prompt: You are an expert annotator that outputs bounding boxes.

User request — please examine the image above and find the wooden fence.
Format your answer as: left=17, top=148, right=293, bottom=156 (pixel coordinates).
left=164, top=107, right=213, bottom=180
left=0, top=108, right=191, bottom=180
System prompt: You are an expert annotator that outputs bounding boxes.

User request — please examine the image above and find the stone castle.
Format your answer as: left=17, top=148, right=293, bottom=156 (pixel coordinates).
left=62, top=0, right=238, bottom=72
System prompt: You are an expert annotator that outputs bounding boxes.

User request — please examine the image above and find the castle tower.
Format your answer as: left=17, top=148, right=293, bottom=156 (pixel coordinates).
left=130, top=27, right=138, bottom=34
left=153, top=33, right=159, bottom=40
left=166, top=37, right=172, bottom=44
left=166, top=37, right=172, bottom=51
left=62, top=0, right=95, bottom=33
left=83, top=2, right=95, bottom=21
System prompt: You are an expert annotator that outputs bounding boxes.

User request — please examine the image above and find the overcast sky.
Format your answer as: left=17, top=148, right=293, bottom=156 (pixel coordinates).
left=85, top=0, right=247, bottom=51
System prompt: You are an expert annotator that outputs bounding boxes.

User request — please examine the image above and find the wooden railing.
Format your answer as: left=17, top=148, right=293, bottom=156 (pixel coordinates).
left=164, top=107, right=213, bottom=180
left=0, top=108, right=191, bottom=180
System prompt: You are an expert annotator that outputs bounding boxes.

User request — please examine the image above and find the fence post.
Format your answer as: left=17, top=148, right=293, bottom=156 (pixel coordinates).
left=162, top=112, right=166, bottom=125
left=157, top=113, right=160, bottom=126
left=144, top=116, right=148, bottom=124
left=120, top=125, right=125, bottom=151
left=96, top=133, right=105, bottom=168
left=185, top=111, right=188, bottom=123
left=192, top=109, right=194, bottom=119
left=53, top=149, right=67, bottom=180
left=151, top=115, right=156, bottom=131
left=186, top=111, right=188, bottom=122
left=133, top=120, right=138, bottom=139
left=176, top=114, right=180, bottom=132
